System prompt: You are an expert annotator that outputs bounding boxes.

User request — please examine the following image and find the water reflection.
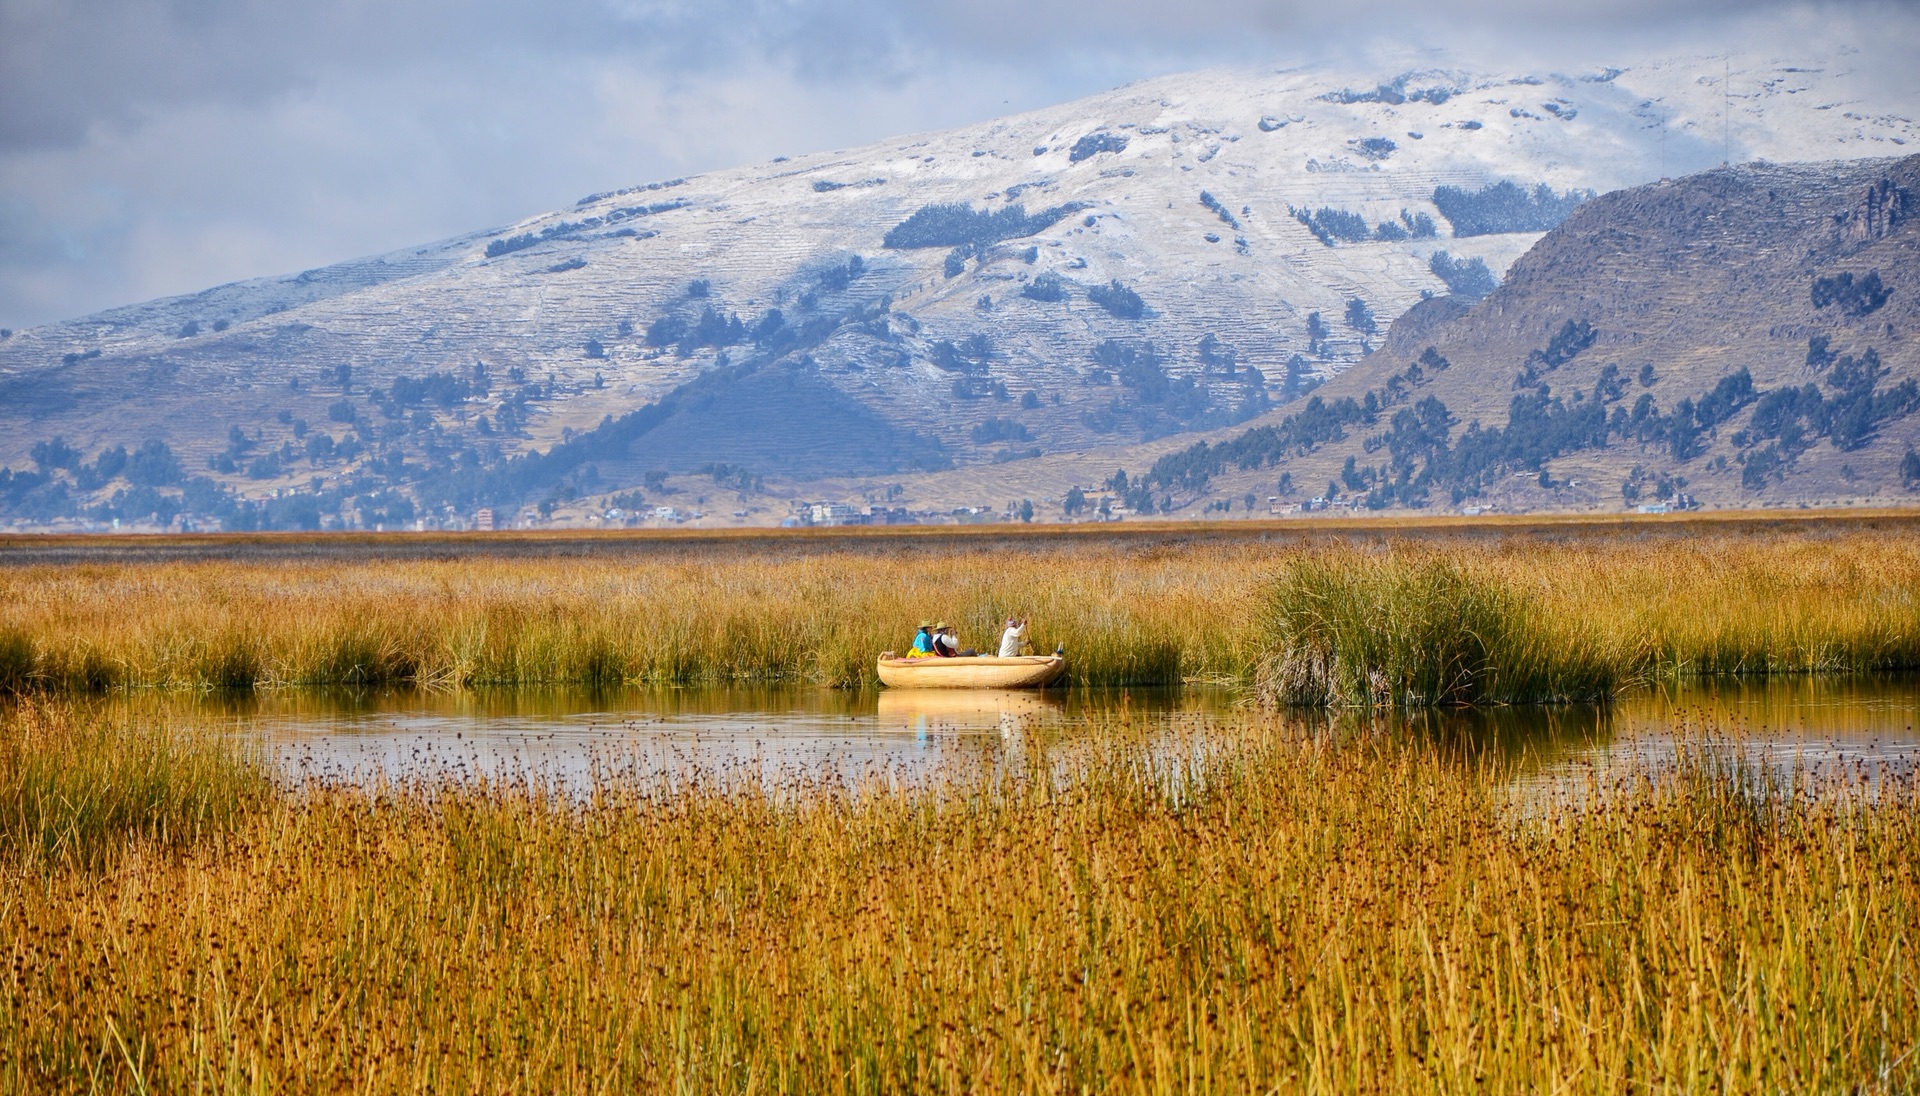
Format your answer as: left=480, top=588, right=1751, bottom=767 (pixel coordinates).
left=875, top=688, right=1062, bottom=729
left=1540, top=676, right=1920, bottom=792
left=112, top=684, right=1237, bottom=787
left=98, top=675, right=1920, bottom=789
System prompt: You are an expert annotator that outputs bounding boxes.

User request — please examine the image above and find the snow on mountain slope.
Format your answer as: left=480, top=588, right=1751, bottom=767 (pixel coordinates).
left=1, top=51, right=1912, bottom=521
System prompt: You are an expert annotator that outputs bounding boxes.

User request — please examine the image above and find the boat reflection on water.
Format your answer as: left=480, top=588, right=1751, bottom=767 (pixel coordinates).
left=874, top=689, right=1067, bottom=739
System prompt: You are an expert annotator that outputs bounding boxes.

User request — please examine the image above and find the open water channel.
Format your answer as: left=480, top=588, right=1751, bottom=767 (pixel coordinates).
left=104, top=676, right=1920, bottom=793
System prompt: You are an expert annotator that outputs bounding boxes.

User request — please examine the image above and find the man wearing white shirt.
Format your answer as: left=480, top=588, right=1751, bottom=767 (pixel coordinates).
left=998, top=617, right=1030, bottom=658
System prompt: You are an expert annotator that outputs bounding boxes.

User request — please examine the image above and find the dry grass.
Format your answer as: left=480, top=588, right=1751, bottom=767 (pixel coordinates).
left=0, top=700, right=270, bottom=870
left=0, top=522, right=1917, bottom=695
left=1, top=700, right=1915, bottom=1092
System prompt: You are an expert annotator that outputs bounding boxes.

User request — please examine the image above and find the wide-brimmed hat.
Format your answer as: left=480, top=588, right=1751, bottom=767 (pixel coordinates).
left=935, top=620, right=949, bottom=629
left=918, top=619, right=932, bottom=628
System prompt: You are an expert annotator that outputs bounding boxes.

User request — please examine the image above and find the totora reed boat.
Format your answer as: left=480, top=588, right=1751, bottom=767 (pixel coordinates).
left=876, top=654, right=1067, bottom=689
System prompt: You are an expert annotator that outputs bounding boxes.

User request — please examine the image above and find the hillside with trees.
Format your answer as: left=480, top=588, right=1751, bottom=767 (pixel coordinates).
left=1105, top=155, right=1920, bottom=514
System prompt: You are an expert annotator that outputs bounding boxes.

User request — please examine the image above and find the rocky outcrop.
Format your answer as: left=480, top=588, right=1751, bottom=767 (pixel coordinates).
left=1837, top=174, right=1912, bottom=246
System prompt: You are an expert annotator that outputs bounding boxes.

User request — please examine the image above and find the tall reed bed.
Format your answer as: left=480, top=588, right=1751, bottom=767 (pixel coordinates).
left=0, top=542, right=1261, bottom=690
left=0, top=700, right=270, bottom=870
left=1, top=701, right=1914, bottom=1091
left=0, top=526, right=1917, bottom=694
left=1257, top=551, right=1619, bottom=706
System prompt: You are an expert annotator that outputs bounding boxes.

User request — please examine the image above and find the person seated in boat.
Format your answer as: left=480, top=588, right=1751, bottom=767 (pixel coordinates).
left=933, top=622, right=976, bottom=657
left=906, top=620, right=938, bottom=658
left=998, top=616, right=1031, bottom=657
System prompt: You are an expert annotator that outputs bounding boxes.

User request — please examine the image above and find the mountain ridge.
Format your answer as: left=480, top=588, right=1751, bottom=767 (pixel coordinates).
left=2, top=52, right=1916, bottom=529
left=1114, top=154, right=1920, bottom=516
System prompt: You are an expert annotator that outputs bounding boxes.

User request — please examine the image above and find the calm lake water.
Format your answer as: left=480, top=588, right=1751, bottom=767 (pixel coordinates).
left=106, top=676, right=1920, bottom=792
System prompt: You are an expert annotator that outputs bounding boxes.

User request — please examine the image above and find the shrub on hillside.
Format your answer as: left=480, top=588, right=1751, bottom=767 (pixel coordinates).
left=126, top=440, right=182, bottom=487
left=30, top=438, right=80, bottom=472
left=1428, top=252, right=1498, bottom=299
left=1068, top=133, right=1128, bottom=162
left=1354, top=137, right=1397, bottom=161
left=970, top=417, right=1033, bottom=444
left=1290, top=206, right=1373, bottom=247
left=1345, top=297, right=1377, bottom=336
left=1093, top=340, right=1168, bottom=401
left=485, top=234, right=539, bottom=258
left=1514, top=320, right=1598, bottom=388
left=1199, top=192, right=1240, bottom=230
left=1811, top=270, right=1891, bottom=318
left=1022, top=272, right=1069, bottom=303
left=1088, top=280, right=1145, bottom=320
left=1431, top=181, right=1592, bottom=237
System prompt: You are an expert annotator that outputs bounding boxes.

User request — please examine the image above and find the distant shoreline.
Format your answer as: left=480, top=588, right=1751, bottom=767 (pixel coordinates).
left=4, top=506, right=1920, bottom=567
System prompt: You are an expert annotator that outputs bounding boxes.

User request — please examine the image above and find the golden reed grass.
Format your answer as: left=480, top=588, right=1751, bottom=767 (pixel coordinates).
left=0, top=700, right=268, bottom=870
left=1, top=700, right=1915, bottom=1092
left=2, top=523, right=1918, bottom=693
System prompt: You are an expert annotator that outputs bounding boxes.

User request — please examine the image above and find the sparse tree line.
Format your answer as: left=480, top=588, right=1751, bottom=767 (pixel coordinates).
left=1285, top=179, right=1586, bottom=251
left=1291, top=206, right=1437, bottom=247
left=882, top=202, right=1085, bottom=251
left=483, top=198, right=688, bottom=258
left=1111, top=314, right=1920, bottom=512
left=0, top=356, right=565, bottom=529
left=0, top=431, right=421, bottom=531
left=1430, top=181, right=1592, bottom=237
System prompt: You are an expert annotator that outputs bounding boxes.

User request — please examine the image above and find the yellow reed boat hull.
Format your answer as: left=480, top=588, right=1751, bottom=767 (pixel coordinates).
left=875, top=655, right=1066, bottom=689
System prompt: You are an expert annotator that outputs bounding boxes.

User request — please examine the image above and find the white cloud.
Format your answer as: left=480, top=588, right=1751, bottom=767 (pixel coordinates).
left=0, top=0, right=1915, bottom=327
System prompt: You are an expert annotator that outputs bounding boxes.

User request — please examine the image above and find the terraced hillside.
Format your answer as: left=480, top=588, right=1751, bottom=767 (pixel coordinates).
left=1114, top=155, right=1920, bottom=516
left=1, top=53, right=1915, bottom=529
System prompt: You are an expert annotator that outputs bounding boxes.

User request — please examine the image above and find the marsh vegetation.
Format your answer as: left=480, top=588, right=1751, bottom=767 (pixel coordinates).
left=1, top=698, right=1914, bottom=1091
left=2, top=524, right=1918, bottom=699
left=4, top=522, right=1918, bottom=1089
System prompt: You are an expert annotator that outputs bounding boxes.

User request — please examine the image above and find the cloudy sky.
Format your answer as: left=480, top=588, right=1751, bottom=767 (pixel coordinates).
left=2, top=0, right=1916, bottom=329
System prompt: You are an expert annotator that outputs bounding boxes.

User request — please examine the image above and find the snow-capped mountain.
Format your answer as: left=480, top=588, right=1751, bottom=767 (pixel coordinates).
left=1, top=51, right=1913, bottom=526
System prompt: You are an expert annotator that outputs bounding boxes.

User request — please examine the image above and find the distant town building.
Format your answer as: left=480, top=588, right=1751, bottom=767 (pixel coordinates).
left=474, top=508, right=495, bottom=531
left=808, top=503, right=865, bottom=527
